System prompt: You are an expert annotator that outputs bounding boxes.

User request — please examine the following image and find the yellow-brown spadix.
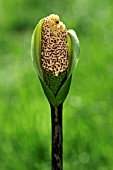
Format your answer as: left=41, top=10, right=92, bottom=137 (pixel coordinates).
left=31, top=14, right=80, bottom=107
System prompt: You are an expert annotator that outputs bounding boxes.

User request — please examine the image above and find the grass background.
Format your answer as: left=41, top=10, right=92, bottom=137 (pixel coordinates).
left=0, top=0, right=113, bottom=169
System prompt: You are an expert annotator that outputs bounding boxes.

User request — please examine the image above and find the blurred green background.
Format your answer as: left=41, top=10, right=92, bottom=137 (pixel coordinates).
left=0, top=0, right=113, bottom=169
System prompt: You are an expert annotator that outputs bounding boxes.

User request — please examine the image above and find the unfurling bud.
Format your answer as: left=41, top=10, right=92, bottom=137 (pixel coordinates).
left=31, top=14, right=80, bottom=107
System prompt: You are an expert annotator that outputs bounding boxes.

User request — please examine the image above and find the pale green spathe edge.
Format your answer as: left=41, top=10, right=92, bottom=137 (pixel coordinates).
left=31, top=18, right=80, bottom=107
left=31, top=18, right=45, bottom=79
left=67, top=29, right=80, bottom=78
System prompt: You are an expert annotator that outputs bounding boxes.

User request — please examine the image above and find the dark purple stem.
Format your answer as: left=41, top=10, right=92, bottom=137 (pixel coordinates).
left=50, top=103, right=63, bottom=170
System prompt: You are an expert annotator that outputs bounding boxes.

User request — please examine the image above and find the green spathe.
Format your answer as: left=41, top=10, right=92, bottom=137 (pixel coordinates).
left=31, top=16, right=80, bottom=107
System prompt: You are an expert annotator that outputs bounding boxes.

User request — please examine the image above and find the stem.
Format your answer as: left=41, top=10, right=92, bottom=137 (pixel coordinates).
left=50, top=103, right=63, bottom=170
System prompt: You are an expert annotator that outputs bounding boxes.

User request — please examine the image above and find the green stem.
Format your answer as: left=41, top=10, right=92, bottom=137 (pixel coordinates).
left=50, top=103, right=63, bottom=170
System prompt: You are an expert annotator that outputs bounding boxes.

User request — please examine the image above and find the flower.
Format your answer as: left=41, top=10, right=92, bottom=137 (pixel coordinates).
left=31, top=14, right=80, bottom=107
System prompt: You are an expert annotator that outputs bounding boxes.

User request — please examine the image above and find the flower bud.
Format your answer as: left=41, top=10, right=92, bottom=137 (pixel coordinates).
left=31, top=14, right=80, bottom=107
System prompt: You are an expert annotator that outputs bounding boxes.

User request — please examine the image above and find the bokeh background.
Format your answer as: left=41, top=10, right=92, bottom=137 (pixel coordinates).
left=0, top=0, right=113, bottom=169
